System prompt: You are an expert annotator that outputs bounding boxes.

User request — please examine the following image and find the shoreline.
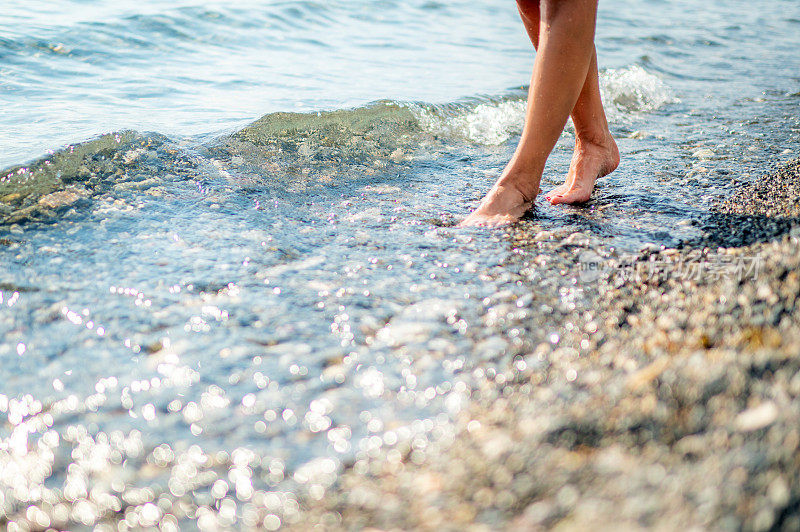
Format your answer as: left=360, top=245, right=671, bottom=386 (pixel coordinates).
left=293, top=158, right=800, bottom=530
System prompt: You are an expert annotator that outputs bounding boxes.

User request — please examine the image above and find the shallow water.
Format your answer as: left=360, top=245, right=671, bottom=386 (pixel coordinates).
left=1, top=0, right=800, bottom=529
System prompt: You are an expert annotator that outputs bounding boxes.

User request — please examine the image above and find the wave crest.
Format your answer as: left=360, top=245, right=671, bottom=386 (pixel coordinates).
left=0, top=132, right=171, bottom=224
left=0, top=66, right=674, bottom=223
left=413, top=65, right=674, bottom=146
left=600, top=65, right=675, bottom=114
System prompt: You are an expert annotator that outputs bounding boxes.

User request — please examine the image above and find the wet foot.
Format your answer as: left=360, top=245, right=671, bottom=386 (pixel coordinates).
left=545, top=134, right=619, bottom=205
left=459, top=181, right=538, bottom=228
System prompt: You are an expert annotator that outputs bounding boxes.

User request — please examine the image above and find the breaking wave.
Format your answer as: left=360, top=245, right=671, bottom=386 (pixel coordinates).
left=0, top=65, right=673, bottom=223
left=414, top=65, right=674, bottom=145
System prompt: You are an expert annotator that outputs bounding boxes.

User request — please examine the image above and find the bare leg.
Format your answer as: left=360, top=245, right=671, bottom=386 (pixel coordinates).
left=546, top=51, right=619, bottom=205
left=520, top=5, right=619, bottom=204
left=460, top=0, right=617, bottom=227
left=517, top=1, right=619, bottom=204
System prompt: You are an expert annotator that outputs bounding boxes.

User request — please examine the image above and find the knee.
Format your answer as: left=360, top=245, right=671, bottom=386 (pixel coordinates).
left=517, top=0, right=539, bottom=19
left=540, top=0, right=596, bottom=22
left=540, top=0, right=568, bottom=21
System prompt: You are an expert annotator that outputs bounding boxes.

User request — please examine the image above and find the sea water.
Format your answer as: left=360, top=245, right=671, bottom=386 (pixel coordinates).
left=1, top=0, right=799, bottom=528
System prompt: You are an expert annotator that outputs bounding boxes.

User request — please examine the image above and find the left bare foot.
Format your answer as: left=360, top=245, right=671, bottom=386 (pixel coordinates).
left=545, top=134, right=619, bottom=205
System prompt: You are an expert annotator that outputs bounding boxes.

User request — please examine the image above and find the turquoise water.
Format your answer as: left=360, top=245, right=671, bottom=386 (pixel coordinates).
left=1, top=0, right=799, bottom=529
left=1, top=0, right=536, bottom=167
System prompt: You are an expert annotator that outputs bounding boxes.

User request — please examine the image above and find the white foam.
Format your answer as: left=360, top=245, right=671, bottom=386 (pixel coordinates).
left=413, top=100, right=527, bottom=146
left=600, top=65, right=675, bottom=116
left=412, top=65, right=674, bottom=146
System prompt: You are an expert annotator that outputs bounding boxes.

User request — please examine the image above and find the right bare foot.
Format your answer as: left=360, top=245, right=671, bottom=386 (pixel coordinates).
left=459, top=181, right=538, bottom=228
left=545, top=133, right=619, bottom=205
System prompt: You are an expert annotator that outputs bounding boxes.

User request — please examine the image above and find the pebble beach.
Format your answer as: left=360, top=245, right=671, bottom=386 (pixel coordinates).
left=294, top=158, right=800, bottom=531
left=2, top=1, right=800, bottom=530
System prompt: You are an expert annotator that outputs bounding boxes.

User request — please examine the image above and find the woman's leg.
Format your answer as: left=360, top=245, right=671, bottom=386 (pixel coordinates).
left=461, top=0, right=616, bottom=227
left=517, top=0, right=619, bottom=205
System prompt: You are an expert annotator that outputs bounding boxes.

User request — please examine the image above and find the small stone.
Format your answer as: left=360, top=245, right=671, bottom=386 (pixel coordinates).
left=767, top=477, right=790, bottom=508
left=1, top=193, right=23, bottom=204
left=114, top=178, right=161, bottom=191
left=735, top=402, right=778, bottom=432
left=627, top=357, right=669, bottom=390
left=122, top=148, right=145, bottom=165
left=38, top=188, right=87, bottom=209
left=692, top=148, right=715, bottom=159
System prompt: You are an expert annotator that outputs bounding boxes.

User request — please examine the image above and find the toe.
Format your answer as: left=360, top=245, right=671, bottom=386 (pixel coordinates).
left=457, top=213, right=480, bottom=227
left=545, top=184, right=568, bottom=201
left=549, top=188, right=592, bottom=205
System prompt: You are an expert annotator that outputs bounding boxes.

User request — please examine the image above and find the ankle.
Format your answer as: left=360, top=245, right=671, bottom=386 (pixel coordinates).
left=496, top=171, right=540, bottom=202
left=496, top=154, right=544, bottom=199
left=575, top=128, right=614, bottom=150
